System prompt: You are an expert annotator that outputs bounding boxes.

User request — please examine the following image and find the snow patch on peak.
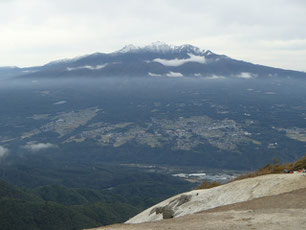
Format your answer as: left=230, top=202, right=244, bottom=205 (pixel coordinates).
left=117, top=44, right=140, bottom=53
left=178, top=44, right=205, bottom=54
left=115, top=42, right=209, bottom=55
left=45, top=54, right=91, bottom=66
left=143, top=41, right=175, bottom=53
left=45, top=58, right=72, bottom=66
left=204, top=50, right=213, bottom=56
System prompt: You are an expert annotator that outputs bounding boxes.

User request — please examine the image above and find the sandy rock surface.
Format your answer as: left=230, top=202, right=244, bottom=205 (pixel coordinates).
left=87, top=174, right=306, bottom=230
left=89, top=187, right=306, bottom=230
left=127, top=174, right=306, bottom=223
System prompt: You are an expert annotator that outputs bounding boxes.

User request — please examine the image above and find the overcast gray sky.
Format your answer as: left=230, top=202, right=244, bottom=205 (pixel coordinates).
left=0, top=0, right=305, bottom=71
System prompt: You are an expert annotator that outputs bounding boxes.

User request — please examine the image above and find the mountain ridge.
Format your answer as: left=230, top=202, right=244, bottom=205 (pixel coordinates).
left=115, top=42, right=209, bottom=55
left=1, top=42, right=306, bottom=80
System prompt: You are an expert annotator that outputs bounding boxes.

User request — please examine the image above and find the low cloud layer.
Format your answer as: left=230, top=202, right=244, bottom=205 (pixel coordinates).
left=148, top=71, right=184, bottom=77
left=206, top=75, right=226, bottom=80
left=24, top=142, right=57, bottom=152
left=236, top=72, right=254, bottom=79
left=153, top=53, right=206, bottom=67
left=53, top=100, right=67, bottom=105
left=0, top=146, right=9, bottom=158
left=67, top=64, right=108, bottom=71
left=166, top=72, right=183, bottom=78
left=148, top=72, right=162, bottom=77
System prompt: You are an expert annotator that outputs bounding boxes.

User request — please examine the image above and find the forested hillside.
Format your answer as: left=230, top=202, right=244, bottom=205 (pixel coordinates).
left=0, top=170, right=191, bottom=230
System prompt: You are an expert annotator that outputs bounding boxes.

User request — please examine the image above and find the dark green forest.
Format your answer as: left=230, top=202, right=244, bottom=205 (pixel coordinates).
left=0, top=168, right=191, bottom=230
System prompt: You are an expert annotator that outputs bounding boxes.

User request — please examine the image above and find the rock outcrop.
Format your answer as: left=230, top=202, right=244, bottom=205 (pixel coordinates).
left=87, top=173, right=306, bottom=230
left=127, top=174, right=306, bottom=224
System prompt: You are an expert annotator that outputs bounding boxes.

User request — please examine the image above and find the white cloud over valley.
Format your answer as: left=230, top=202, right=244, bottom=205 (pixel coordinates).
left=166, top=72, right=183, bottom=78
left=0, top=146, right=9, bottom=158
left=148, top=72, right=162, bottom=77
left=236, top=72, right=254, bottom=79
left=207, top=75, right=226, bottom=80
left=53, top=101, right=67, bottom=105
left=24, top=142, right=57, bottom=152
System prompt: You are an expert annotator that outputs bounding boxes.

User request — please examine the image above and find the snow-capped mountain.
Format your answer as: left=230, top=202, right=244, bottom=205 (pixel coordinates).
left=116, top=42, right=206, bottom=55
left=2, top=42, right=306, bottom=79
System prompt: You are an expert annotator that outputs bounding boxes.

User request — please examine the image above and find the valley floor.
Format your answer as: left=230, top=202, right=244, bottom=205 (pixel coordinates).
left=89, top=185, right=306, bottom=230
